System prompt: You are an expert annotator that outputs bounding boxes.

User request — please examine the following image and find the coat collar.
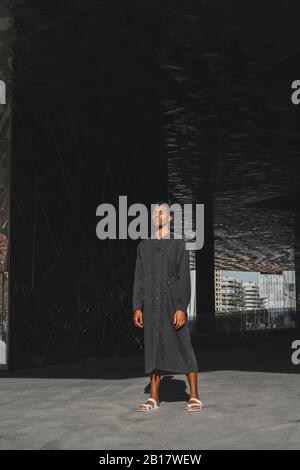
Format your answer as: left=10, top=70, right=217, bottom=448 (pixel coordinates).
left=148, top=235, right=173, bottom=253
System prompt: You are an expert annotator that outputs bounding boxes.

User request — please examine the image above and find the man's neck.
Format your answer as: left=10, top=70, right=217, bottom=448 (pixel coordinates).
left=155, top=225, right=170, bottom=240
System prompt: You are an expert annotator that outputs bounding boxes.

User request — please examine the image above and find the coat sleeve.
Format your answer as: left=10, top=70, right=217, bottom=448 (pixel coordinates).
left=175, top=240, right=191, bottom=316
left=132, top=243, right=145, bottom=313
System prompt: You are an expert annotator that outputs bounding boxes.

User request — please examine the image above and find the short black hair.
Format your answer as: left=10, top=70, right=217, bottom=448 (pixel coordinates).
left=153, top=199, right=171, bottom=208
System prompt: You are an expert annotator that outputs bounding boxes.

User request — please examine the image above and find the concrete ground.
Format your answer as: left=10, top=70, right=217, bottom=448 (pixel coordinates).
left=0, top=333, right=300, bottom=450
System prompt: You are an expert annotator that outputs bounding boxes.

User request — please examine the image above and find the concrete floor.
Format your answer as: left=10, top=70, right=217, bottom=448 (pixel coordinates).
left=0, top=334, right=300, bottom=450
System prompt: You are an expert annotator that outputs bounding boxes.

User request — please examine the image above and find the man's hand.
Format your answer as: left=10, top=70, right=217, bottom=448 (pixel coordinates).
left=133, top=309, right=143, bottom=328
left=173, top=310, right=186, bottom=330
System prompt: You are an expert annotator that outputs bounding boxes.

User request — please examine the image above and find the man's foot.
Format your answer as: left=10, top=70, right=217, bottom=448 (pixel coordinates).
left=186, top=396, right=203, bottom=412
left=138, top=397, right=160, bottom=411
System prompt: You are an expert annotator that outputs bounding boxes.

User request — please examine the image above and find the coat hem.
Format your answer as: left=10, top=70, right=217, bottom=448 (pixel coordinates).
left=145, top=367, right=199, bottom=375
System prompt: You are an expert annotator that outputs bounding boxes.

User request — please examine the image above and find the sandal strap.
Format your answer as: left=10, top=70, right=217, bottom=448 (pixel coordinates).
left=140, top=398, right=158, bottom=409
left=187, top=398, right=203, bottom=406
left=147, top=398, right=157, bottom=405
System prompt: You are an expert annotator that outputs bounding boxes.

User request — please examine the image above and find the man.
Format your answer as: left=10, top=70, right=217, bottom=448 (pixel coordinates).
left=132, top=201, right=203, bottom=412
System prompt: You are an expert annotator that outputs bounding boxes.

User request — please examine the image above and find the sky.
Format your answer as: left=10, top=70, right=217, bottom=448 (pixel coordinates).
left=221, top=270, right=260, bottom=283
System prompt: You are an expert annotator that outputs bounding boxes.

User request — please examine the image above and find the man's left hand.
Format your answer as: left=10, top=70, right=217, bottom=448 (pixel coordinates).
left=173, top=310, right=186, bottom=330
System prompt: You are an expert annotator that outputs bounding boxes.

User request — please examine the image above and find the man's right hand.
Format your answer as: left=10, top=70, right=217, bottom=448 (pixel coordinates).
left=133, top=309, right=143, bottom=328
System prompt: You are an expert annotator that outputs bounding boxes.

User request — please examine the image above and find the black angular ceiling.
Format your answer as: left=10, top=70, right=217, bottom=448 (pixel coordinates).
left=8, top=0, right=300, bottom=273
left=159, top=0, right=300, bottom=273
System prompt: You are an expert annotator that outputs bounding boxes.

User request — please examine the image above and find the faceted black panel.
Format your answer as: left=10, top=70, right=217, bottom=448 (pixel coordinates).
left=7, top=0, right=167, bottom=369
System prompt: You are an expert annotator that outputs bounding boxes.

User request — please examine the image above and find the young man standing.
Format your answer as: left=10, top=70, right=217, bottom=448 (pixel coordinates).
left=132, top=201, right=203, bottom=412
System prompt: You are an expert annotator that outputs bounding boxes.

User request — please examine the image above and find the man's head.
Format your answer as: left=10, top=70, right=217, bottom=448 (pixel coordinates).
left=152, top=200, right=173, bottom=228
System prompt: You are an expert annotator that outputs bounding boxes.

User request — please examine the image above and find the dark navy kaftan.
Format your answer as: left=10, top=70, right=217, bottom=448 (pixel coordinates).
left=132, top=232, right=199, bottom=375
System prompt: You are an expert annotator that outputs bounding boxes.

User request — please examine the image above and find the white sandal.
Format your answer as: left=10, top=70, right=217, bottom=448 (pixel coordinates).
left=186, top=397, right=203, bottom=412
left=138, top=397, right=160, bottom=412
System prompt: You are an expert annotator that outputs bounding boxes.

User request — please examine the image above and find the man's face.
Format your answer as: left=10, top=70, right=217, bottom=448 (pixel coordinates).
left=152, top=204, right=172, bottom=227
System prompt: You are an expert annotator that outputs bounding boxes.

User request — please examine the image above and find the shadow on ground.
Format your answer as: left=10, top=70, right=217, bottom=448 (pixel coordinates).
left=1, top=330, right=299, bottom=382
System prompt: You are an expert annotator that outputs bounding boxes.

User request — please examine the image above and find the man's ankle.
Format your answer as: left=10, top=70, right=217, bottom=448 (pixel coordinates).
left=150, top=393, right=159, bottom=400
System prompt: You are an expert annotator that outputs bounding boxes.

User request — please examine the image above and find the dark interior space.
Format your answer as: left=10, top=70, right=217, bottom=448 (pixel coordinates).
left=0, top=0, right=300, bottom=372
left=7, top=0, right=168, bottom=369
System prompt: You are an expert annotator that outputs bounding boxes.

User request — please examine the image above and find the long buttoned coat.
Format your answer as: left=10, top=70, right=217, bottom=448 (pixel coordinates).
left=132, top=232, right=199, bottom=375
